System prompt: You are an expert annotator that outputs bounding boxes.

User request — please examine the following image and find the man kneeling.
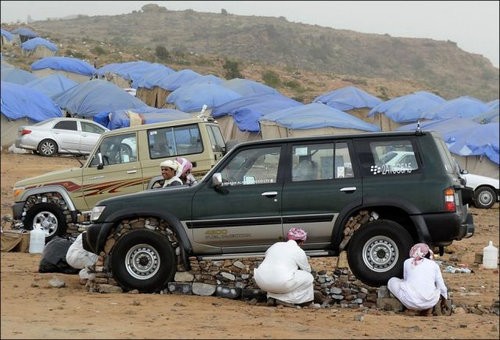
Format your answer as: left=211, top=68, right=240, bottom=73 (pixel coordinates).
left=253, top=227, right=314, bottom=307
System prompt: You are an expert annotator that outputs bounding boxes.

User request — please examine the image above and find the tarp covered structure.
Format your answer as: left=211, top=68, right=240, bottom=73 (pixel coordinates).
left=24, top=73, right=78, bottom=99
left=421, top=96, right=490, bottom=120
left=53, top=79, right=147, bottom=118
left=1, top=67, right=37, bottom=85
left=11, top=27, right=38, bottom=43
left=211, top=93, right=302, bottom=142
left=1, top=81, right=62, bottom=147
left=1, top=29, right=14, bottom=44
left=260, top=102, right=381, bottom=139
left=94, top=107, right=192, bottom=130
left=159, top=69, right=202, bottom=92
left=368, top=91, right=445, bottom=130
left=21, top=37, right=58, bottom=58
left=397, top=118, right=499, bottom=178
left=167, top=82, right=242, bottom=113
left=31, top=56, right=95, bottom=82
left=473, top=107, right=499, bottom=124
left=221, top=78, right=280, bottom=97
left=96, top=61, right=175, bottom=88
left=314, top=86, right=383, bottom=111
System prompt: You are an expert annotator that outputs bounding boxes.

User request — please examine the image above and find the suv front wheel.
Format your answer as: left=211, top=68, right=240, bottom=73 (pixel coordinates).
left=24, top=203, right=67, bottom=242
left=347, top=220, right=412, bottom=287
left=110, top=229, right=177, bottom=293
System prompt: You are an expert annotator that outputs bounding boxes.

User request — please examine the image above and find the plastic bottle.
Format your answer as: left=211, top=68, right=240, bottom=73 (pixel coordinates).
left=482, top=241, right=498, bottom=269
left=29, top=224, right=46, bottom=254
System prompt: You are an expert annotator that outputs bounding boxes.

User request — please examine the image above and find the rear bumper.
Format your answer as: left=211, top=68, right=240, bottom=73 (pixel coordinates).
left=423, top=211, right=474, bottom=246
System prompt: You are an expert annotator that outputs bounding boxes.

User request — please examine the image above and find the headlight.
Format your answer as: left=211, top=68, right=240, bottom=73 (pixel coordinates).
left=91, top=206, right=106, bottom=221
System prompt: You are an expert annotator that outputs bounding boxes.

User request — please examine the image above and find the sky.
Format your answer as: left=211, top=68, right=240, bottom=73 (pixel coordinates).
left=1, top=1, right=499, bottom=67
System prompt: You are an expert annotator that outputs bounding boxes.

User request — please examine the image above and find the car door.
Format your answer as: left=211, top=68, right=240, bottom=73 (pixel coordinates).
left=190, top=145, right=284, bottom=254
left=81, top=132, right=143, bottom=209
left=79, top=121, right=107, bottom=153
left=281, top=140, right=362, bottom=250
left=52, top=120, right=79, bottom=152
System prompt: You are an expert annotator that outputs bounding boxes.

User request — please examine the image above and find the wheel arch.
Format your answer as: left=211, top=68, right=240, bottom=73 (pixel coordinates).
left=18, top=186, right=77, bottom=212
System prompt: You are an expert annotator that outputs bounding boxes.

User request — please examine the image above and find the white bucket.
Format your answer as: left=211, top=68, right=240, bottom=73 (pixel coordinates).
left=29, top=224, right=46, bottom=254
left=482, top=241, right=498, bottom=269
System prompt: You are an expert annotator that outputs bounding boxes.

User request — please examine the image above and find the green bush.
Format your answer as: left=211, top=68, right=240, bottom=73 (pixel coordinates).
left=223, top=59, right=243, bottom=79
left=262, top=70, right=281, bottom=87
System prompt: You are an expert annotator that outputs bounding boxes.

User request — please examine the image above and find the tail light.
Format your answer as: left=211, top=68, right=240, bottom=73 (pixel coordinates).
left=444, top=187, right=456, bottom=212
left=20, top=129, right=32, bottom=136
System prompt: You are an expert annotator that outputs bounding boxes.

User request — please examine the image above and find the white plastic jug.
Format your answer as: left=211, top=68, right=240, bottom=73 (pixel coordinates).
left=29, top=224, right=46, bottom=254
left=482, top=241, right=498, bottom=269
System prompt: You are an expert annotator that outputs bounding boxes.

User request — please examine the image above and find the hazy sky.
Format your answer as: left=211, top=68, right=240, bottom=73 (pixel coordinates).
left=1, top=1, right=499, bottom=67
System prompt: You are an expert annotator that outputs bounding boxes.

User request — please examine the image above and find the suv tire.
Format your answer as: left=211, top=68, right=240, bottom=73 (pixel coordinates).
left=110, top=229, right=176, bottom=293
left=473, top=186, right=496, bottom=209
left=24, top=203, right=67, bottom=242
left=347, top=219, right=412, bottom=287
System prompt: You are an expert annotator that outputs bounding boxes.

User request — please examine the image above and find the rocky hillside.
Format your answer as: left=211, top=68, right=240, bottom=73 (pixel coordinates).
left=3, top=4, right=498, bottom=102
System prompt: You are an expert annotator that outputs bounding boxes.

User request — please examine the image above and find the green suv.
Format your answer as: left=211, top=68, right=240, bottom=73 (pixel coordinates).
left=12, top=116, right=226, bottom=240
left=83, top=130, right=474, bottom=292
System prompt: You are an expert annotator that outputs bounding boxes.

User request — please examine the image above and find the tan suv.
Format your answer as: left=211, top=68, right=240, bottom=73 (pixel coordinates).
left=12, top=116, right=226, bottom=240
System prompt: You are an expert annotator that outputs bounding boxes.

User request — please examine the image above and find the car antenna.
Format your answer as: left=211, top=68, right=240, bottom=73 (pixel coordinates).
left=415, top=120, right=423, bottom=135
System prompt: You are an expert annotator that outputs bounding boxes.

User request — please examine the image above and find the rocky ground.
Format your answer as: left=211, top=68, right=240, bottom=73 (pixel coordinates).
left=1, top=150, right=498, bottom=339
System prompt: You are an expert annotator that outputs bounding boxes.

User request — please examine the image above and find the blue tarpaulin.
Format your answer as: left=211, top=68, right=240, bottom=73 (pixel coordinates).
left=421, top=96, right=490, bottom=120
left=11, top=27, right=38, bottom=38
left=53, top=79, right=147, bottom=117
left=368, top=91, right=445, bottom=123
left=211, top=93, right=300, bottom=118
left=1, top=81, right=62, bottom=121
left=167, top=82, right=242, bottom=112
left=24, top=74, right=78, bottom=99
left=96, top=61, right=175, bottom=88
left=31, top=56, right=95, bottom=76
left=94, top=107, right=192, bottom=130
left=1, top=67, right=37, bottom=85
left=313, top=86, right=382, bottom=111
left=261, top=102, right=381, bottom=131
left=1, top=29, right=14, bottom=41
left=221, top=78, right=280, bottom=97
left=21, top=37, right=58, bottom=52
left=157, top=69, right=202, bottom=91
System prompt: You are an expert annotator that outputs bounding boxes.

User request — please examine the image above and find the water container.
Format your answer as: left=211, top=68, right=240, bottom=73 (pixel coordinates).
left=29, top=224, right=46, bottom=254
left=482, top=241, right=498, bottom=269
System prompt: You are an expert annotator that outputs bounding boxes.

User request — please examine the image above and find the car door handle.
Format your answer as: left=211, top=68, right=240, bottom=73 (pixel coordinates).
left=91, top=175, right=105, bottom=180
left=340, top=187, right=357, bottom=193
left=127, top=170, right=137, bottom=174
left=261, top=191, right=278, bottom=198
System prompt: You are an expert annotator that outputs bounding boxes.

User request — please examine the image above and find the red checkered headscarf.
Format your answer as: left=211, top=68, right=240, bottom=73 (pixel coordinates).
left=409, top=243, right=433, bottom=265
left=287, top=227, right=307, bottom=242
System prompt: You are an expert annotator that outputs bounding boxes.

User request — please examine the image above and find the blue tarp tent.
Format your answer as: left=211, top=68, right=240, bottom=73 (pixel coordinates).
left=158, top=69, right=202, bottom=91
left=31, top=56, right=95, bottom=76
left=421, top=96, right=490, bottom=120
left=261, top=102, right=381, bottom=131
left=96, top=61, right=175, bottom=88
left=221, top=78, right=280, bottom=97
left=1, top=67, right=37, bottom=85
left=211, top=93, right=300, bottom=118
left=473, top=107, right=499, bottom=124
left=368, top=91, right=445, bottom=123
left=98, top=107, right=192, bottom=130
left=24, top=74, right=78, bottom=99
left=1, top=29, right=14, bottom=41
left=1, top=81, right=62, bottom=121
left=314, top=86, right=382, bottom=111
left=21, top=37, right=58, bottom=52
left=11, top=27, right=38, bottom=38
left=53, top=79, right=147, bottom=117
left=167, top=82, right=242, bottom=112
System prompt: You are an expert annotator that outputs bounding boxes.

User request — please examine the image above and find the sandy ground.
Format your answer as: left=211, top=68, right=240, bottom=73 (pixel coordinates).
left=1, top=150, right=499, bottom=339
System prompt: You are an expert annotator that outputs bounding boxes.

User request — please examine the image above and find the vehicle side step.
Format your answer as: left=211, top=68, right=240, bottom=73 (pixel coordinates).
left=199, top=250, right=332, bottom=261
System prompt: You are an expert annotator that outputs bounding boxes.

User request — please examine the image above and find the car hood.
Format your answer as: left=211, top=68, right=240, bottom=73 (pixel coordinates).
left=463, top=173, right=500, bottom=190
left=14, top=167, right=83, bottom=188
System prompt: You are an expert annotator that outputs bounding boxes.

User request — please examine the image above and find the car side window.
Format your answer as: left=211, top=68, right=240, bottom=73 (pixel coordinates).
left=358, top=139, right=419, bottom=176
left=90, top=133, right=137, bottom=167
left=220, top=146, right=281, bottom=186
left=148, top=124, right=203, bottom=159
left=54, top=120, right=77, bottom=131
left=291, top=142, right=353, bottom=181
left=81, top=121, right=106, bottom=134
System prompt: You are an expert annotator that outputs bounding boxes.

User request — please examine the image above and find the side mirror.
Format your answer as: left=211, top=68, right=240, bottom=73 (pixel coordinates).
left=212, top=173, right=223, bottom=187
left=97, top=152, right=104, bottom=170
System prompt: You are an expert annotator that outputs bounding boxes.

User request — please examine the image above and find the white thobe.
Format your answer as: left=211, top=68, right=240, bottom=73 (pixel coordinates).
left=388, top=257, right=448, bottom=310
left=253, top=240, right=314, bottom=304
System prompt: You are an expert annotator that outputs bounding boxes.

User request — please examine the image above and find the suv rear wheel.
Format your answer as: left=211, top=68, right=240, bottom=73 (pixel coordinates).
left=110, top=229, right=176, bottom=293
left=347, top=219, right=412, bottom=287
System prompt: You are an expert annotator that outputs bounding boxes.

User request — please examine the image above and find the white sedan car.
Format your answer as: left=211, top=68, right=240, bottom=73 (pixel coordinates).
left=462, top=172, right=500, bottom=209
left=15, top=117, right=109, bottom=156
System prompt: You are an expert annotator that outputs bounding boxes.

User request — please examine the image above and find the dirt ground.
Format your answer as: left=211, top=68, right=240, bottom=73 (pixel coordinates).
left=1, top=150, right=499, bottom=339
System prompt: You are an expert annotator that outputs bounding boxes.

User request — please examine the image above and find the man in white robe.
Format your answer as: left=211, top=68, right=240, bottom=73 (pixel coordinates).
left=387, top=243, right=448, bottom=315
left=253, top=227, right=314, bottom=306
